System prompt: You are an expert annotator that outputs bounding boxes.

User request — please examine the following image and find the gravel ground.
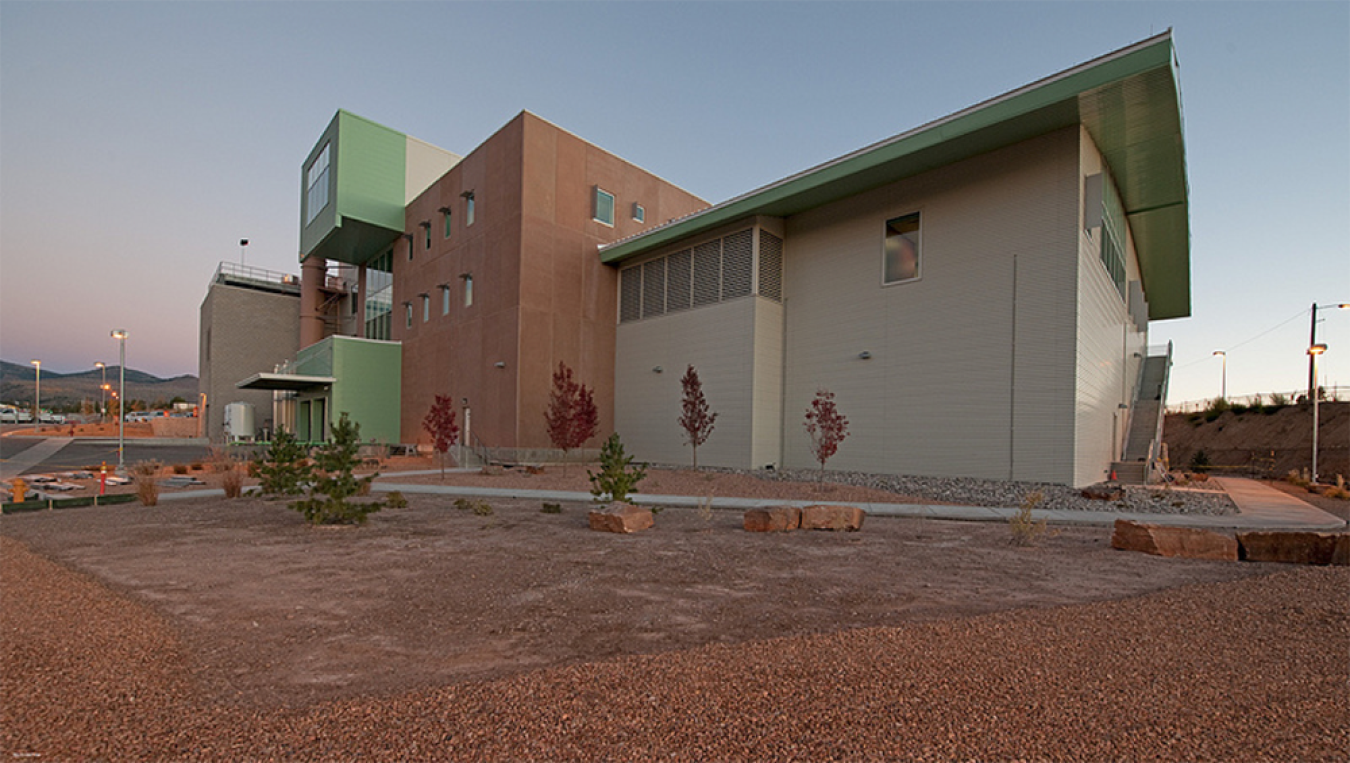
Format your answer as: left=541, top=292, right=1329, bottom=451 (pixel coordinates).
left=2, top=534, right=1345, bottom=762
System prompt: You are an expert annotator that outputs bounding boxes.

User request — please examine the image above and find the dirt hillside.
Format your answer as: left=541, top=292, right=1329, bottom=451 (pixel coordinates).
left=1164, top=401, right=1348, bottom=480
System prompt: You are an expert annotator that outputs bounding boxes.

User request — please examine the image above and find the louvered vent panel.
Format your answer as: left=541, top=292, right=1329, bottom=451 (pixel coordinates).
left=758, top=231, right=783, bottom=302
left=722, top=229, right=753, bottom=299
left=642, top=259, right=666, bottom=319
left=693, top=241, right=721, bottom=306
left=666, top=248, right=692, bottom=313
left=619, top=266, right=642, bottom=323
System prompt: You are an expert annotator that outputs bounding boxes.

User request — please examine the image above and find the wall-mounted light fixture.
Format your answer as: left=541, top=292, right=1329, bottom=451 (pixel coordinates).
left=653, top=366, right=663, bottom=373
left=494, top=361, right=506, bottom=369
left=858, top=351, right=872, bottom=360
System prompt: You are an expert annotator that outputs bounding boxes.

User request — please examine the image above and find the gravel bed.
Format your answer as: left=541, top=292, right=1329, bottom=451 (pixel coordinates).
left=738, top=466, right=1239, bottom=515
left=3, top=535, right=1345, bottom=761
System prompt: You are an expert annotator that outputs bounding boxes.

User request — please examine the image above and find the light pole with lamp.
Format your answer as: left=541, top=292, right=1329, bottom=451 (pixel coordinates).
left=112, top=329, right=128, bottom=474
left=1308, top=303, right=1349, bottom=402
left=30, top=360, right=40, bottom=434
left=95, top=361, right=107, bottom=423
left=1212, top=350, right=1226, bottom=401
left=1308, top=343, right=1328, bottom=485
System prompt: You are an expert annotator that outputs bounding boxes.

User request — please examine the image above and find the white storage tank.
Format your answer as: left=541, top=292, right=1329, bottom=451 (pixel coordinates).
left=223, top=402, right=256, bottom=442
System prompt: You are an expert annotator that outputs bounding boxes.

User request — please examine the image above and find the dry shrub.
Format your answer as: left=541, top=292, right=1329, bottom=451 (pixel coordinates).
left=221, top=467, right=243, bottom=499
left=132, top=460, right=161, bottom=506
left=1323, top=475, right=1349, bottom=501
left=172, top=463, right=189, bottom=475
left=1009, top=490, right=1047, bottom=546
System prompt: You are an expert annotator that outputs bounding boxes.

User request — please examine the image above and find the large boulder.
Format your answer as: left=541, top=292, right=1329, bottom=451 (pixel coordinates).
left=588, top=503, right=654, bottom=534
left=1111, top=519, right=1238, bottom=561
left=743, top=506, right=802, bottom=532
left=1237, top=531, right=1349, bottom=565
left=800, top=505, right=865, bottom=532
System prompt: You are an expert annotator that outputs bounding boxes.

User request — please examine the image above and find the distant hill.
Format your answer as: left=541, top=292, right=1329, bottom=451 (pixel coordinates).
left=0, top=360, right=197, bottom=410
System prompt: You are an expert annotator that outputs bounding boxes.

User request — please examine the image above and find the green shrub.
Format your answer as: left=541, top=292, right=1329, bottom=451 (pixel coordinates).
left=472, top=501, right=494, bottom=516
left=385, top=491, right=408, bottom=509
left=1189, top=449, right=1211, bottom=474
left=254, top=428, right=312, bottom=497
left=587, top=433, right=647, bottom=503
left=290, top=414, right=383, bottom=526
left=540, top=502, right=562, bottom=514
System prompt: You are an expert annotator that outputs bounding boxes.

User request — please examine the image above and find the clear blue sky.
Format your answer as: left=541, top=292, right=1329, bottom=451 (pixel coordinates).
left=2, top=1, right=1346, bottom=406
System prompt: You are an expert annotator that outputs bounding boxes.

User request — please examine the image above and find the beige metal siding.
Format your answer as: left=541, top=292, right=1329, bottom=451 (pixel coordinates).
left=750, top=298, right=784, bottom=468
left=615, top=298, right=758, bottom=468
left=782, top=128, right=1082, bottom=483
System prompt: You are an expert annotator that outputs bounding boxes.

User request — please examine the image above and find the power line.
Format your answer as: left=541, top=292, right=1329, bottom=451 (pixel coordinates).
left=1173, top=307, right=1309, bottom=369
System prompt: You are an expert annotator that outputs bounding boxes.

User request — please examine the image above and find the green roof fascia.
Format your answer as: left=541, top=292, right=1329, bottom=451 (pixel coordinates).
left=300, top=110, right=409, bottom=267
left=599, top=33, right=1189, bottom=319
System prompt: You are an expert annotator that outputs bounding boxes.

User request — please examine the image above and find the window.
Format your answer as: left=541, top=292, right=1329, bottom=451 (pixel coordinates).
left=593, top=187, right=615, bottom=226
left=421, top=294, right=430, bottom=323
left=364, top=250, right=393, bottom=340
left=632, top=202, right=645, bottom=223
left=404, top=302, right=413, bottom=329
left=440, top=285, right=451, bottom=315
left=406, top=234, right=415, bottom=261
left=441, top=207, right=452, bottom=238
left=883, top=213, right=921, bottom=284
left=463, top=191, right=475, bottom=226
left=462, top=274, right=474, bottom=307
left=305, top=142, right=330, bottom=225
left=422, top=222, right=431, bottom=249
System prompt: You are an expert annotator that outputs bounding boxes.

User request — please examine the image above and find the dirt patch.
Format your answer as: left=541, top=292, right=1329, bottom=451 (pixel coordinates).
left=2, top=493, right=1282, bottom=712
left=1165, top=401, right=1349, bottom=478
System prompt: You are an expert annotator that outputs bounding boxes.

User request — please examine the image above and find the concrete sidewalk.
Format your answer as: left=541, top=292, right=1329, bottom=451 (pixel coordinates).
left=371, top=472, right=1347, bottom=532
left=0, top=438, right=72, bottom=482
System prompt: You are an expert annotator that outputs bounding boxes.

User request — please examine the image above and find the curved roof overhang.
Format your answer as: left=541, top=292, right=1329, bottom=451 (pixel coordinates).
left=600, top=31, right=1190, bottom=320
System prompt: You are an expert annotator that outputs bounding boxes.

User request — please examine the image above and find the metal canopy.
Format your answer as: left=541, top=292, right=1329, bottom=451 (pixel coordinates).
left=600, top=32, right=1190, bottom=320
left=235, top=372, right=336, bottom=392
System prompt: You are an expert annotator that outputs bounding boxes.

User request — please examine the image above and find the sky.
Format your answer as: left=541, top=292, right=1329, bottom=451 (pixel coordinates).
left=1, top=1, right=1346, bottom=407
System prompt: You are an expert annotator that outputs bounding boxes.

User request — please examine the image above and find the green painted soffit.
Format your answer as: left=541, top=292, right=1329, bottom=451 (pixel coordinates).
left=600, top=32, right=1191, bottom=320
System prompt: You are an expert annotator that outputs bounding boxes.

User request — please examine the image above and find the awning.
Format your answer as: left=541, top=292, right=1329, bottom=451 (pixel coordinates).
left=235, top=372, right=336, bottom=392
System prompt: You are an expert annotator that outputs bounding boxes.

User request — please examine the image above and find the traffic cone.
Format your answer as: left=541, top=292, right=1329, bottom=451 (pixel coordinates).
left=1109, top=468, right=1118, bottom=481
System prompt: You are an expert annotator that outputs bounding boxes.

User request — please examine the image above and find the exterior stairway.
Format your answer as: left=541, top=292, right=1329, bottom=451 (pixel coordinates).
left=1112, top=345, right=1172, bottom=484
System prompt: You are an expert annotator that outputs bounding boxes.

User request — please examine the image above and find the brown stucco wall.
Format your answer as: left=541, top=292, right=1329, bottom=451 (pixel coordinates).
left=395, top=111, right=707, bottom=453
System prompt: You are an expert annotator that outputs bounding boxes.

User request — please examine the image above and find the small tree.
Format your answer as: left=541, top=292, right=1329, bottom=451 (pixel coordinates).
left=254, top=427, right=312, bottom=496
left=544, top=362, right=599, bottom=463
left=678, top=365, right=717, bottom=469
left=804, top=388, right=849, bottom=482
left=422, top=394, right=460, bottom=478
left=588, top=433, right=648, bottom=503
left=291, top=413, right=382, bottom=525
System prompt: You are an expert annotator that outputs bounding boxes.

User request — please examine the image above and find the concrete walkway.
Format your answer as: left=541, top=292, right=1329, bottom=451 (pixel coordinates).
left=371, top=471, right=1347, bottom=532
left=0, top=438, right=72, bottom=482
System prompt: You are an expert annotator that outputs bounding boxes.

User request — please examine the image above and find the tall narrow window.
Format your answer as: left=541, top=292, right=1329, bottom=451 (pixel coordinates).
left=594, top=187, right=615, bottom=226
left=305, top=142, right=330, bottom=225
left=422, top=222, right=431, bottom=249
left=406, top=234, right=415, bottom=261
left=441, top=207, right=453, bottom=238
left=421, top=294, right=430, bottom=322
left=464, top=192, right=475, bottom=226
left=441, top=285, right=451, bottom=315
left=883, top=213, right=921, bottom=285
left=463, top=274, right=474, bottom=307
left=404, top=302, right=413, bottom=329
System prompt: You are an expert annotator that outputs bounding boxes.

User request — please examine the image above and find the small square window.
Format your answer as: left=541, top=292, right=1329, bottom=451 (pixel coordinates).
left=632, top=202, right=645, bottom=223
left=593, top=187, right=615, bottom=226
left=883, top=212, right=921, bottom=285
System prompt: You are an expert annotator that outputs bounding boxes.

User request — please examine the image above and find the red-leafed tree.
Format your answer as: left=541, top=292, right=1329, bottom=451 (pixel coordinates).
left=678, top=365, right=717, bottom=469
left=544, top=362, right=599, bottom=464
left=422, top=395, right=460, bottom=478
left=804, top=388, right=849, bottom=482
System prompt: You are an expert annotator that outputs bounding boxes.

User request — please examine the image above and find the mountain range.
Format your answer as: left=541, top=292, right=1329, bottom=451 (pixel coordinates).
left=0, top=360, right=198, bottom=410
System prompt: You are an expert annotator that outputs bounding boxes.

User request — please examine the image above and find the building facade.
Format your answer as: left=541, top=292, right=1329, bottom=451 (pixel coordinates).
left=602, top=32, right=1189, bottom=487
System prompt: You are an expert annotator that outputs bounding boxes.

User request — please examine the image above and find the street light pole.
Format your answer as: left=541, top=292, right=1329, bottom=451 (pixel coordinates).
left=1308, top=303, right=1350, bottom=402
left=112, top=330, right=128, bottom=474
left=95, top=361, right=106, bottom=423
left=1308, top=343, right=1328, bottom=485
left=30, top=360, right=40, bottom=435
left=1212, top=350, right=1226, bottom=401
